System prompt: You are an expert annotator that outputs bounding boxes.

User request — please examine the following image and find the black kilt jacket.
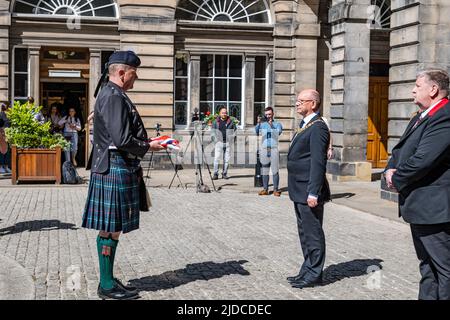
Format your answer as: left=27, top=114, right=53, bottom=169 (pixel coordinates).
left=88, top=81, right=150, bottom=174
left=387, top=98, right=450, bottom=225
left=287, top=114, right=331, bottom=204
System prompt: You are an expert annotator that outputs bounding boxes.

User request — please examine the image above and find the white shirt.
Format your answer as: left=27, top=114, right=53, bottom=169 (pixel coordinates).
left=59, top=116, right=81, bottom=133
left=420, top=99, right=444, bottom=119
left=301, top=112, right=319, bottom=128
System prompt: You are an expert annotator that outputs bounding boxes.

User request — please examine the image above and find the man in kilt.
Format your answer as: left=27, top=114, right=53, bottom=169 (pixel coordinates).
left=82, top=51, right=163, bottom=300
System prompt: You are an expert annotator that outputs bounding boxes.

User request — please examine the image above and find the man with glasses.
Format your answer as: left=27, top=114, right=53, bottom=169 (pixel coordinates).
left=286, top=89, right=331, bottom=289
left=255, top=106, right=283, bottom=196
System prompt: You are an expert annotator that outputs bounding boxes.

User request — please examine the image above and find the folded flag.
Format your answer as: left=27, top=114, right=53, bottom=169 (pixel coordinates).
left=150, top=135, right=180, bottom=151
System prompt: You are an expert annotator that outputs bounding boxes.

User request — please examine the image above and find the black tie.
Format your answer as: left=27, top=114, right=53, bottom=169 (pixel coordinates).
left=300, top=120, right=305, bottom=129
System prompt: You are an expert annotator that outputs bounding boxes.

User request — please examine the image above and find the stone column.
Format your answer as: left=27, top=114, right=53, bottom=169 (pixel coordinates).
left=89, top=49, right=101, bottom=114
left=327, top=0, right=372, bottom=181
left=0, top=10, right=10, bottom=102
left=188, top=54, right=200, bottom=129
left=244, top=55, right=255, bottom=128
left=28, top=46, right=41, bottom=105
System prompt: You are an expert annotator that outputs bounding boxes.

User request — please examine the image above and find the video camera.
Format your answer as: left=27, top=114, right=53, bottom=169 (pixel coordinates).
left=155, top=123, right=162, bottom=130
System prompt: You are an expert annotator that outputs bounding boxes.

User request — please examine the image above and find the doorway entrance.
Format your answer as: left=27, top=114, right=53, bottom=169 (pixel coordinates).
left=367, top=76, right=389, bottom=168
left=41, top=82, right=88, bottom=167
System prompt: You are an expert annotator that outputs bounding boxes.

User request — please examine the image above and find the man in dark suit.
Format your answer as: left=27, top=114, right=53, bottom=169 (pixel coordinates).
left=385, top=68, right=450, bottom=300
left=287, top=89, right=331, bottom=289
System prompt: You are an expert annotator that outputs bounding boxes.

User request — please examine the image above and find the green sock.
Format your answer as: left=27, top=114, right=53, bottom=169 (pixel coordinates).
left=110, top=238, right=119, bottom=279
left=97, top=235, right=119, bottom=290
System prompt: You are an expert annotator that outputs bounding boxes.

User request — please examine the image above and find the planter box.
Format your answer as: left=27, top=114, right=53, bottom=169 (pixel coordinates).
left=11, top=146, right=62, bottom=185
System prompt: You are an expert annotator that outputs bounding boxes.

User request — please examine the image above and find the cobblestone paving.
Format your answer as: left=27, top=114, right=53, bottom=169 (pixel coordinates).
left=0, top=187, right=419, bottom=300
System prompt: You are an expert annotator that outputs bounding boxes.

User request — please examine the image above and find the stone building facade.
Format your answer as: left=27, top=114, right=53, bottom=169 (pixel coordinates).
left=0, top=0, right=449, bottom=178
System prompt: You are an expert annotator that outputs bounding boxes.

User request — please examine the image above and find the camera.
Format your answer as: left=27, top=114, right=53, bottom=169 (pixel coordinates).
left=191, top=108, right=200, bottom=122
left=258, top=115, right=269, bottom=123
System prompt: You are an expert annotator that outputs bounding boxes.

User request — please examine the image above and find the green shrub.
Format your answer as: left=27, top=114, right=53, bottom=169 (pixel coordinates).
left=4, top=101, right=70, bottom=151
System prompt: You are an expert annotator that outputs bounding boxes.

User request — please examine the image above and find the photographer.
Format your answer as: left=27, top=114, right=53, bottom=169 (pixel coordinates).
left=255, top=107, right=283, bottom=196
left=211, top=106, right=237, bottom=180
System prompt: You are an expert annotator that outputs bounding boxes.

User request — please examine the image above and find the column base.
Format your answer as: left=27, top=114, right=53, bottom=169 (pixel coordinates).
left=380, top=174, right=399, bottom=203
left=326, top=160, right=372, bottom=182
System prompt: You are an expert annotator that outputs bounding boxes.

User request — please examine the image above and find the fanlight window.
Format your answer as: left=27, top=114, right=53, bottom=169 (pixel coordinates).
left=368, top=0, right=391, bottom=29
left=13, top=0, right=118, bottom=17
left=176, top=0, right=271, bottom=23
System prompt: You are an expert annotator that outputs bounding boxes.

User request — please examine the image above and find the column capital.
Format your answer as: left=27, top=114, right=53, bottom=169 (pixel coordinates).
left=89, top=48, right=102, bottom=56
left=29, top=46, right=41, bottom=55
left=245, top=56, right=256, bottom=63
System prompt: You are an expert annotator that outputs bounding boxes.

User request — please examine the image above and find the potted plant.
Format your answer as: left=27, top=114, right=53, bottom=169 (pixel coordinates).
left=4, top=101, right=70, bottom=184
left=203, top=112, right=240, bottom=126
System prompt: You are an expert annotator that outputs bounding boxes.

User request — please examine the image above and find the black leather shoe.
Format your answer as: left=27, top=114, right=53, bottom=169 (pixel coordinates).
left=97, top=284, right=139, bottom=300
left=290, top=278, right=323, bottom=289
left=286, top=272, right=306, bottom=283
left=222, top=174, right=229, bottom=180
left=212, top=174, right=219, bottom=180
left=115, top=278, right=137, bottom=293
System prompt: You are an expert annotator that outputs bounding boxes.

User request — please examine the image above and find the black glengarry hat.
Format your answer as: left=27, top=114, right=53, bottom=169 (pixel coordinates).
left=108, top=50, right=141, bottom=68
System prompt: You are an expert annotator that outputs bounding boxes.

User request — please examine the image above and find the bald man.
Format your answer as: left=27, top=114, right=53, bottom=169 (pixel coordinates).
left=286, top=89, right=331, bottom=289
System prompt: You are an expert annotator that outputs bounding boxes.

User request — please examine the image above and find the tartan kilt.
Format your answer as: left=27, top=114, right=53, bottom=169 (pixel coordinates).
left=82, top=154, right=141, bottom=234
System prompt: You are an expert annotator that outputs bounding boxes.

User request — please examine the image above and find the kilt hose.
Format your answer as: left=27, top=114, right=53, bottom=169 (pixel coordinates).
left=82, top=152, right=141, bottom=234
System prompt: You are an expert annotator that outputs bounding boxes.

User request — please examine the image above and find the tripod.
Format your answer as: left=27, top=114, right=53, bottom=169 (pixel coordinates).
left=169, top=121, right=217, bottom=192
left=145, top=126, right=185, bottom=189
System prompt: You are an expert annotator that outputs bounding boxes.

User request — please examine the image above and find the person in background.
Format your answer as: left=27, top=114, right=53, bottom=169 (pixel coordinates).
left=29, top=96, right=46, bottom=125
left=87, top=110, right=95, bottom=145
left=0, top=103, right=11, bottom=174
left=49, top=104, right=62, bottom=134
left=211, top=106, right=237, bottom=180
left=59, top=107, right=82, bottom=166
left=255, top=106, right=283, bottom=197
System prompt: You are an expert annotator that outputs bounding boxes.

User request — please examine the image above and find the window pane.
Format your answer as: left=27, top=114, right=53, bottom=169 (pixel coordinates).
left=14, top=74, right=28, bottom=97
left=95, top=7, right=116, bottom=17
left=175, top=102, right=187, bottom=125
left=215, top=79, right=227, bottom=101
left=229, top=56, right=242, bottom=77
left=214, top=103, right=227, bottom=115
left=175, top=78, right=188, bottom=101
left=229, top=103, right=241, bottom=123
left=255, top=56, right=266, bottom=79
left=254, top=80, right=266, bottom=102
left=200, top=55, right=214, bottom=77
left=200, top=103, right=213, bottom=118
left=200, top=78, right=213, bottom=101
left=14, top=48, right=28, bottom=72
left=215, top=55, right=228, bottom=77
left=176, top=58, right=188, bottom=77
left=254, top=103, right=266, bottom=125
left=229, top=79, right=242, bottom=101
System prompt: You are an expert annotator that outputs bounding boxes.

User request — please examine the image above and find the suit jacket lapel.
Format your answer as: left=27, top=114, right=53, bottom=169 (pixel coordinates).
left=397, top=114, right=429, bottom=146
left=289, top=114, right=321, bottom=155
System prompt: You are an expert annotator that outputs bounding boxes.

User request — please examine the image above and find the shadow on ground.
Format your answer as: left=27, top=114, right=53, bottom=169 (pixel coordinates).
left=331, top=193, right=356, bottom=200
left=0, top=220, right=78, bottom=236
left=129, top=260, right=250, bottom=292
left=322, top=258, right=383, bottom=285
